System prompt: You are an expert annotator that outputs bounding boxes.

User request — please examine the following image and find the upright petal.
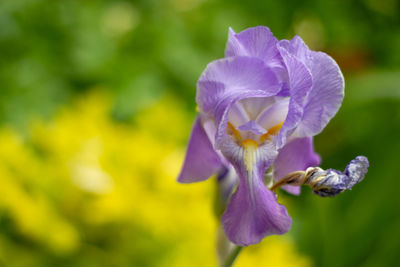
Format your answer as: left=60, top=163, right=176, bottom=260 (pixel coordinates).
left=278, top=36, right=310, bottom=64
left=196, top=56, right=279, bottom=115
left=294, top=51, right=344, bottom=137
left=219, top=137, right=291, bottom=246
left=195, top=56, right=281, bottom=147
left=275, top=45, right=313, bottom=148
left=225, top=27, right=285, bottom=78
left=256, top=97, right=289, bottom=130
left=280, top=36, right=344, bottom=138
left=177, top=117, right=223, bottom=183
left=228, top=101, right=250, bottom=126
left=225, top=27, right=278, bottom=61
left=240, top=96, right=276, bottom=120
left=273, top=137, right=321, bottom=195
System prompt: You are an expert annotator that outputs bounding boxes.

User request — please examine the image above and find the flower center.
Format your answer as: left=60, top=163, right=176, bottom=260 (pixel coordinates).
left=227, top=120, right=284, bottom=146
left=241, top=139, right=258, bottom=148
left=226, top=96, right=288, bottom=146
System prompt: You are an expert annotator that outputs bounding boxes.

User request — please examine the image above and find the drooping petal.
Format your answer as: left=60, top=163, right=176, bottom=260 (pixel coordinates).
left=177, top=117, right=223, bottom=183
left=222, top=177, right=292, bottom=246
left=275, top=45, right=313, bottom=148
left=273, top=137, right=321, bottom=195
left=196, top=56, right=279, bottom=115
left=219, top=136, right=291, bottom=246
left=215, top=166, right=238, bottom=216
left=280, top=36, right=345, bottom=138
left=202, top=119, right=231, bottom=168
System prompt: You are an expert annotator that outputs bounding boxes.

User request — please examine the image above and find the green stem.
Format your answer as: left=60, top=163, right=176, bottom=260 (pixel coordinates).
left=222, top=246, right=243, bottom=267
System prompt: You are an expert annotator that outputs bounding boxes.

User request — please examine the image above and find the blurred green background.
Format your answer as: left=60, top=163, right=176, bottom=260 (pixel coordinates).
left=0, top=0, right=399, bottom=266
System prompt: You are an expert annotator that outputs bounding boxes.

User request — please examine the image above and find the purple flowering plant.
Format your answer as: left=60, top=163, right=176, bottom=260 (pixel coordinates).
left=177, top=26, right=369, bottom=263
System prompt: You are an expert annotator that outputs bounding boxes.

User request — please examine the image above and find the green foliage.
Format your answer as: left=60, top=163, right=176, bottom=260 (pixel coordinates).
left=291, top=73, right=400, bottom=267
left=1, top=0, right=400, bottom=127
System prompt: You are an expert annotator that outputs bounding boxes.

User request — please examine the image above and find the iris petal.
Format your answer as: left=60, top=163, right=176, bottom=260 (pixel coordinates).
left=196, top=56, right=279, bottom=116
left=177, top=117, right=223, bottom=183
left=227, top=101, right=250, bottom=127
left=178, top=26, right=353, bottom=247
left=238, top=120, right=266, bottom=135
left=225, top=26, right=280, bottom=67
left=222, top=176, right=292, bottom=246
left=240, top=97, right=276, bottom=121
left=279, top=36, right=345, bottom=138
left=273, top=137, right=321, bottom=195
left=256, top=97, right=289, bottom=130
left=294, top=51, right=344, bottom=137
left=219, top=137, right=291, bottom=246
left=275, top=45, right=313, bottom=148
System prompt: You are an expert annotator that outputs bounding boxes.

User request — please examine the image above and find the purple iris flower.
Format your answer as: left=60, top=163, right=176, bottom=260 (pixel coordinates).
left=177, top=26, right=366, bottom=246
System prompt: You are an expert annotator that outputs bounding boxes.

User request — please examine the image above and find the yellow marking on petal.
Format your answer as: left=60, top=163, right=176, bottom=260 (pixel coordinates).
left=227, top=122, right=242, bottom=140
left=259, top=121, right=284, bottom=142
left=241, top=139, right=258, bottom=148
left=241, top=139, right=258, bottom=172
left=268, top=121, right=284, bottom=135
left=259, top=133, right=270, bottom=143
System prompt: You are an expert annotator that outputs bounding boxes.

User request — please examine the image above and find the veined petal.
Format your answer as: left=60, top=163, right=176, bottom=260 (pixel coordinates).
left=256, top=97, right=289, bottom=130
left=280, top=36, right=345, bottom=138
left=225, top=27, right=279, bottom=63
left=196, top=56, right=279, bottom=115
left=227, top=101, right=250, bottom=127
left=222, top=177, right=292, bottom=246
left=278, top=36, right=310, bottom=64
left=294, top=51, right=344, bottom=137
left=275, top=45, right=313, bottom=148
left=177, top=117, right=223, bottom=183
left=240, top=96, right=276, bottom=120
left=219, top=137, right=291, bottom=246
left=225, top=27, right=286, bottom=81
left=273, top=137, right=321, bottom=195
